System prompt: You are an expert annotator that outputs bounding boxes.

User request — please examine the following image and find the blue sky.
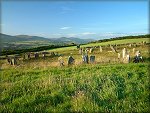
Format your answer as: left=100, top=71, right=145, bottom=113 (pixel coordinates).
left=1, top=1, right=149, bottom=39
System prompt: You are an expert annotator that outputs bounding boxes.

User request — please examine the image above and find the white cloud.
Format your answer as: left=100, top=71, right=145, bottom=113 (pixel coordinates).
left=81, top=32, right=96, bottom=35
left=98, top=32, right=128, bottom=38
left=60, top=27, right=71, bottom=30
left=97, top=32, right=148, bottom=39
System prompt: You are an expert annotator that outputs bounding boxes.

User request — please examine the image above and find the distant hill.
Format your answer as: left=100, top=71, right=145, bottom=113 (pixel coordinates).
left=53, top=37, right=94, bottom=44
left=0, top=33, right=94, bottom=50
left=1, top=34, right=55, bottom=43
left=15, top=35, right=53, bottom=41
left=0, top=33, right=93, bottom=44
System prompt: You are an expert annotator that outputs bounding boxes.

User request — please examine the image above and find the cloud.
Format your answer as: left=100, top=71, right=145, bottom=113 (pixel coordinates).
left=60, top=27, right=71, bottom=30
left=97, top=32, right=148, bottom=39
left=81, top=32, right=96, bottom=35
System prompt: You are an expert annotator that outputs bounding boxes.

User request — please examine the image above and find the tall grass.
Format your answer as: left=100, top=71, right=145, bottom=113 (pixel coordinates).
left=1, top=63, right=149, bottom=112
left=1, top=40, right=149, bottom=112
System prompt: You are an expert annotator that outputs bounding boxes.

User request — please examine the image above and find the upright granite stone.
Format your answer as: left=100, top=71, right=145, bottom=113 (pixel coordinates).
left=51, top=52, right=55, bottom=57
left=118, top=53, right=121, bottom=62
left=27, top=52, right=31, bottom=59
left=90, top=55, right=95, bottom=63
left=89, top=48, right=93, bottom=53
left=82, top=54, right=89, bottom=63
left=79, top=48, right=82, bottom=55
left=34, top=52, right=39, bottom=59
left=132, top=48, right=135, bottom=54
left=68, top=56, right=75, bottom=65
left=99, top=46, right=102, bottom=52
left=110, top=45, right=117, bottom=53
left=58, top=56, right=64, bottom=66
left=122, top=48, right=126, bottom=59
left=123, top=54, right=130, bottom=63
left=6, top=56, right=11, bottom=64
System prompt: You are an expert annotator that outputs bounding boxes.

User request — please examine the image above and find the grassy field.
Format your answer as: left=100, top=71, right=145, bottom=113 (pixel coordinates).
left=1, top=63, right=149, bottom=112
left=84, top=38, right=149, bottom=47
left=0, top=38, right=150, bottom=112
left=45, top=38, right=149, bottom=52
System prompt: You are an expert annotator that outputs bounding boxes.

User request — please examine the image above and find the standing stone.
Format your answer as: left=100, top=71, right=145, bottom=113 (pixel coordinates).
left=89, top=48, right=93, bottom=53
left=124, top=54, right=130, bottom=63
left=34, top=52, right=39, bottom=59
left=128, top=43, right=132, bottom=47
left=132, top=48, right=135, bottom=54
left=85, top=48, right=88, bottom=54
left=82, top=54, right=89, bottom=63
left=27, top=53, right=31, bottom=59
left=55, top=52, right=59, bottom=56
left=99, top=46, right=102, bottom=52
left=122, top=48, right=126, bottom=59
left=90, top=55, right=95, bottom=63
left=23, top=53, right=28, bottom=60
left=79, top=48, right=82, bottom=55
left=58, top=56, right=64, bottom=66
left=11, top=58, right=14, bottom=65
left=68, top=56, right=75, bottom=65
left=118, top=53, right=121, bottom=61
left=82, top=48, right=84, bottom=54
left=42, top=53, right=45, bottom=59
left=11, top=57, right=18, bottom=65
left=43, top=52, right=50, bottom=58
left=23, top=54, right=26, bottom=60
left=42, top=52, right=48, bottom=58
left=6, top=56, right=11, bottom=64
left=13, top=57, right=18, bottom=65
left=110, top=45, right=117, bottom=53
left=51, top=52, right=55, bottom=56
left=141, top=41, right=144, bottom=46
left=135, top=50, right=140, bottom=57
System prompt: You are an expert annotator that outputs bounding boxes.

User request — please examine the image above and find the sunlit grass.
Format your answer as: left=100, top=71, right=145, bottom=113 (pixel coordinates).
left=82, top=38, right=149, bottom=47
left=0, top=63, right=149, bottom=112
left=0, top=38, right=149, bottom=112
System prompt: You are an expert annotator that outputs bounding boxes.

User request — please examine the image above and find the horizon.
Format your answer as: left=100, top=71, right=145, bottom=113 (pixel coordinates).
left=1, top=1, right=149, bottom=40
left=1, top=32, right=149, bottom=41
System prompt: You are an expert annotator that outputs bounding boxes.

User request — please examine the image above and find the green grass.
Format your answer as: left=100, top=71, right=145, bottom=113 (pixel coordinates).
left=1, top=63, right=149, bottom=112
left=82, top=38, right=149, bottom=47
left=1, top=37, right=149, bottom=112
left=46, top=38, right=149, bottom=52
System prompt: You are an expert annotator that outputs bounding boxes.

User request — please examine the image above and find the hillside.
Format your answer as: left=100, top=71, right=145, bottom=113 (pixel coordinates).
left=0, top=34, right=149, bottom=112
left=91, top=34, right=150, bottom=44
left=54, top=37, right=93, bottom=44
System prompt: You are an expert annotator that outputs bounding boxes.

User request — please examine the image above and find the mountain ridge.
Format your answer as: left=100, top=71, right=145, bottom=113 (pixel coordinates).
left=0, top=33, right=94, bottom=50
left=0, top=33, right=94, bottom=44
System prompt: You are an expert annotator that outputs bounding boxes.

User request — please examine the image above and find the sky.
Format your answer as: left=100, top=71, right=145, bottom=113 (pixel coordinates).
left=1, top=0, right=149, bottom=40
